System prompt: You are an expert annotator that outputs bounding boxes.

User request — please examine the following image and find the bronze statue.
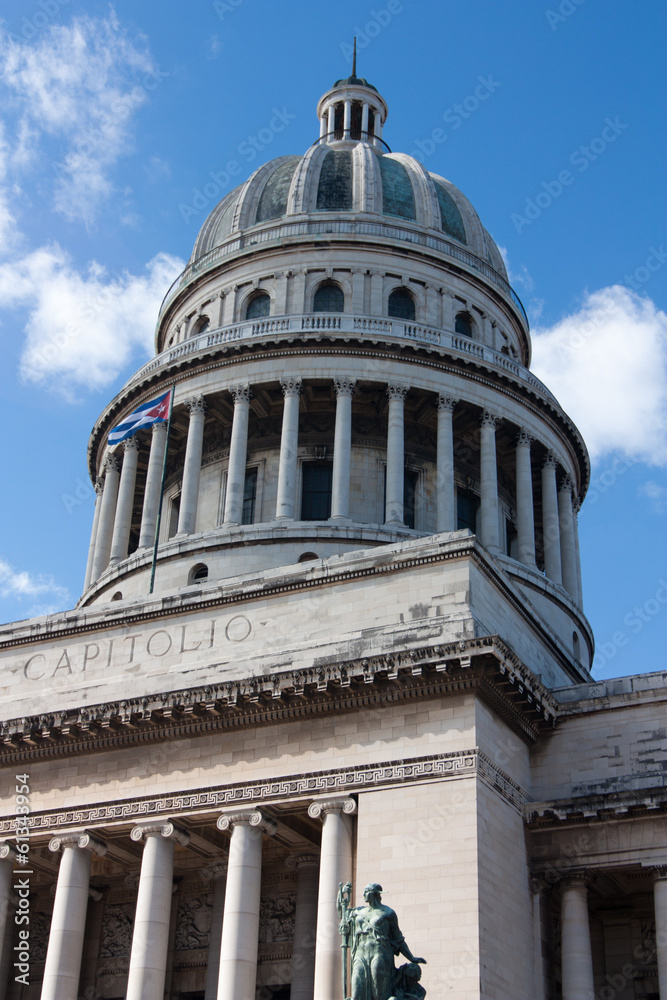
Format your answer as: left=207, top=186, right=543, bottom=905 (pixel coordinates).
left=338, top=882, right=427, bottom=1000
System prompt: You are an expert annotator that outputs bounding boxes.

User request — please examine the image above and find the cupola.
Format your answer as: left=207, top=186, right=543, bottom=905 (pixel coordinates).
left=315, top=43, right=388, bottom=147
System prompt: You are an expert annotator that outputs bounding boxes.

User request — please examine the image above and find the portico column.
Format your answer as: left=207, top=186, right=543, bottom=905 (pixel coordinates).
left=287, top=853, right=320, bottom=1000
left=216, top=809, right=276, bottom=1000
left=109, top=436, right=140, bottom=565
left=224, top=384, right=252, bottom=525
left=542, top=452, right=562, bottom=585
left=515, top=429, right=536, bottom=566
left=202, top=862, right=227, bottom=1000
left=126, top=821, right=189, bottom=1000
left=41, top=832, right=106, bottom=1000
left=309, top=797, right=356, bottom=1000
left=385, top=384, right=408, bottom=524
left=560, top=874, right=595, bottom=1000
left=138, top=421, right=168, bottom=548
left=177, top=396, right=206, bottom=535
left=90, top=454, right=120, bottom=582
left=83, top=478, right=103, bottom=590
left=479, top=410, right=500, bottom=551
left=436, top=395, right=457, bottom=532
left=558, top=476, right=579, bottom=603
left=275, top=377, right=302, bottom=520
left=653, top=867, right=667, bottom=996
left=331, top=378, right=356, bottom=521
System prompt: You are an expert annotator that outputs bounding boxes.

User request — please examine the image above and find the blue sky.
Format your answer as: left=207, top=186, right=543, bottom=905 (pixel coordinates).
left=0, top=0, right=664, bottom=681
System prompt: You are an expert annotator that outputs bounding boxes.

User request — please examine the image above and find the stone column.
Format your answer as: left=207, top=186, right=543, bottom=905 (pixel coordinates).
left=479, top=411, right=500, bottom=552
left=177, top=396, right=206, bottom=535
left=331, top=378, right=356, bottom=521
left=560, top=874, right=595, bottom=1000
left=558, top=476, right=579, bottom=603
left=361, top=102, right=369, bottom=136
left=275, top=378, right=302, bottom=520
left=374, top=110, right=382, bottom=140
left=530, top=878, right=547, bottom=1000
left=573, top=499, right=584, bottom=608
left=78, top=888, right=105, bottom=1000
left=515, top=429, right=536, bottom=566
left=541, top=452, right=562, bottom=585
left=216, top=809, right=276, bottom=1000
left=436, top=396, right=457, bottom=533
left=319, top=115, right=327, bottom=138
left=41, top=832, right=106, bottom=1000
left=327, top=105, right=335, bottom=137
left=90, top=454, right=120, bottom=582
left=287, top=853, right=320, bottom=1000
left=653, top=867, right=667, bottom=997
left=109, top=436, right=140, bottom=565
left=385, top=384, right=408, bottom=524
left=138, top=421, right=168, bottom=548
left=343, top=99, right=351, bottom=138
left=223, top=384, right=251, bottom=525
left=126, top=821, right=189, bottom=1000
left=309, top=797, right=356, bottom=1000
left=202, top=862, right=228, bottom=1000
left=83, top=478, right=104, bottom=590
left=0, top=843, right=16, bottom=1000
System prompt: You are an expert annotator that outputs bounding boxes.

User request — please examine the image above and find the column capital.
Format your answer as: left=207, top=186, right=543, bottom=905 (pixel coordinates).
left=280, top=376, right=302, bottom=398
left=386, top=383, right=409, bottom=403
left=123, top=435, right=140, bottom=453
left=94, top=477, right=104, bottom=496
left=124, top=873, right=141, bottom=889
left=285, top=851, right=320, bottom=871
left=480, top=409, right=499, bottom=429
left=104, top=453, right=119, bottom=474
left=559, top=871, right=596, bottom=891
left=216, top=808, right=277, bottom=836
left=202, top=861, right=229, bottom=881
left=49, top=831, right=107, bottom=856
left=650, top=866, right=667, bottom=882
left=151, top=419, right=167, bottom=436
left=542, top=450, right=557, bottom=471
left=130, top=821, right=190, bottom=847
left=436, top=394, right=457, bottom=413
left=559, top=474, right=576, bottom=496
left=0, top=842, right=17, bottom=861
left=184, top=394, right=206, bottom=416
left=516, top=427, right=533, bottom=447
left=333, top=376, right=356, bottom=398
left=307, top=797, right=357, bottom=820
left=229, top=383, right=251, bottom=404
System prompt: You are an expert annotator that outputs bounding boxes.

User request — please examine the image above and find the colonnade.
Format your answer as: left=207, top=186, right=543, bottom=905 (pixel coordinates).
left=87, top=379, right=582, bottom=608
left=319, top=98, right=383, bottom=142
left=0, top=799, right=355, bottom=1000
left=0, top=834, right=663, bottom=998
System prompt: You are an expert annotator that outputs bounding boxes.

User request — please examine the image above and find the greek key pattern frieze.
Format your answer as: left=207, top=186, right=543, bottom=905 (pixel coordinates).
left=0, top=749, right=530, bottom=837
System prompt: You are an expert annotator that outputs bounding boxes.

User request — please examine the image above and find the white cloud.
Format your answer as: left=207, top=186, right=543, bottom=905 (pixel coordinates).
left=638, top=480, right=667, bottom=513
left=531, top=285, right=667, bottom=466
left=0, top=245, right=184, bottom=399
left=0, top=13, right=160, bottom=224
left=0, top=558, right=69, bottom=607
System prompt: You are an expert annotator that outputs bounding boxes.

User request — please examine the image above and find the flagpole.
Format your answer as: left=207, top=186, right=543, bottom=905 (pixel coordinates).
left=149, top=386, right=175, bottom=595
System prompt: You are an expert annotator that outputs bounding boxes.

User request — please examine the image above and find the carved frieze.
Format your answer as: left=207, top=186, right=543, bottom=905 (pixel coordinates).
left=99, top=902, right=134, bottom=957
left=174, top=895, right=214, bottom=951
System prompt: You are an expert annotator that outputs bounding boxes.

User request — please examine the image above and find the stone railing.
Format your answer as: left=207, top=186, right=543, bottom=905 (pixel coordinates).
left=127, top=314, right=556, bottom=402
left=156, top=219, right=529, bottom=329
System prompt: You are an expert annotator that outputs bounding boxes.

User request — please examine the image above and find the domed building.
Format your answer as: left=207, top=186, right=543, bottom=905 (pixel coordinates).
left=0, top=72, right=665, bottom=1000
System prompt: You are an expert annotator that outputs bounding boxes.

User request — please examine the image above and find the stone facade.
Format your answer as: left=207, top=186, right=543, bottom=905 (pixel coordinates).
left=0, top=71, right=664, bottom=1000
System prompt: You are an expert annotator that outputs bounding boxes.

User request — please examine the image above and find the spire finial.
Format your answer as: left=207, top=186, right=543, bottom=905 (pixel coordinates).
left=352, top=37, right=357, bottom=77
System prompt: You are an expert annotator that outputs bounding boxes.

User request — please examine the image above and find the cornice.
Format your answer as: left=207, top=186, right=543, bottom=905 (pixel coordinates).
left=525, top=789, right=667, bottom=828
left=0, top=635, right=557, bottom=761
left=0, top=746, right=531, bottom=839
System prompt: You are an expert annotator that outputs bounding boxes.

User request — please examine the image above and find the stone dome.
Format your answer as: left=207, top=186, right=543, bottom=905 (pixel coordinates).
left=190, top=78, right=507, bottom=282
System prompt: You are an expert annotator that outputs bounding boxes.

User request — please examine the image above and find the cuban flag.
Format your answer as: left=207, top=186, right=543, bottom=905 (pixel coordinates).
left=108, top=390, right=172, bottom=447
